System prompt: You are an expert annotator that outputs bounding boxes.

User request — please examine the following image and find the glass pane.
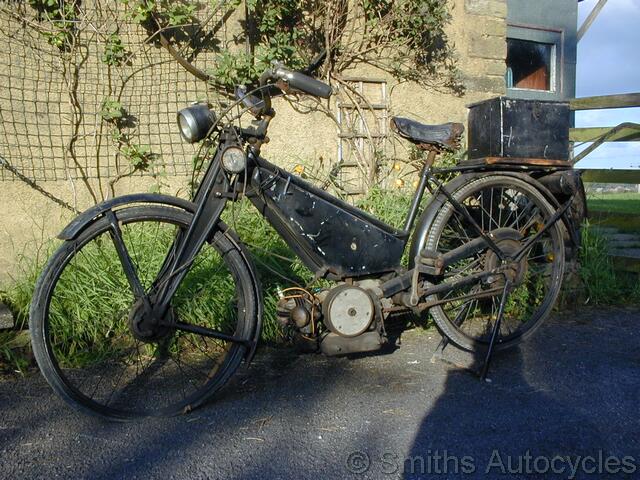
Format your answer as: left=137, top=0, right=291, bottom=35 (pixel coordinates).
left=506, top=39, right=553, bottom=91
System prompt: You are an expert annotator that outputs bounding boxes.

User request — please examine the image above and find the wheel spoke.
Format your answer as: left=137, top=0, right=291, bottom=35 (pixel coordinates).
left=32, top=206, right=253, bottom=419
left=174, top=321, right=250, bottom=346
left=424, top=178, right=564, bottom=351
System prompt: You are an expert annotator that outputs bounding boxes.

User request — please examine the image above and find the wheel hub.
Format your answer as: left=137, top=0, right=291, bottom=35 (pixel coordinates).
left=127, top=298, right=174, bottom=343
left=484, top=234, right=528, bottom=287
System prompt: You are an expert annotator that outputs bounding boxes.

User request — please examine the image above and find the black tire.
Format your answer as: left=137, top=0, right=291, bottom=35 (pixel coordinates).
left=30, top=205, right=258, bottom=420
left=420, top=175, right=564, bottom=352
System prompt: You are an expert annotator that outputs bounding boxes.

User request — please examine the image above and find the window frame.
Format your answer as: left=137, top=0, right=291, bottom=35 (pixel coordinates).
left=506, top=24, right=564, bottom=100
left=506, top=38, right=557, bottom=93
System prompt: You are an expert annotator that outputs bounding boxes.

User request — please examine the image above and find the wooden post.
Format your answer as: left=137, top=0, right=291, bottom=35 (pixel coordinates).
left=569, top=124, right=640, bottom=143
left=577, top=0, right=608, bottom=42
left=570, top=93, right=640, bottom=111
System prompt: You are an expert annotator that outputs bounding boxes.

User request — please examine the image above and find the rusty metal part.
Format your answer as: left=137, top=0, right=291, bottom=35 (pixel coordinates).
left=319, top=331, right=384, bottom=356
left=417, top=286, right=504, bottom=310
left=484, top=237, right=528, bottom=287
left=459, top=157, right=571, bottom=168
left=290, top=305, right=310, bottom=328
left=409, top=228, right=525, bottom=305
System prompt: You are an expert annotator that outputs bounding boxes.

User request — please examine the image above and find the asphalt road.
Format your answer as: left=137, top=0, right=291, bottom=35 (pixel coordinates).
left=1, top=306, right=639, bottom=479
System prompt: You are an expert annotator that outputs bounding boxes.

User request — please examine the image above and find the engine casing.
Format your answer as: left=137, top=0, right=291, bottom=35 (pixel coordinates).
left=322, top=285, right=375, bottom=337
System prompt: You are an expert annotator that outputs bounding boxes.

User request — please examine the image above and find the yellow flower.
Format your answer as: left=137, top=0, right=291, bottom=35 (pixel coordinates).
left=395, top=179, right=404, bottom=188
left=293, top=164, right=305, bottom=174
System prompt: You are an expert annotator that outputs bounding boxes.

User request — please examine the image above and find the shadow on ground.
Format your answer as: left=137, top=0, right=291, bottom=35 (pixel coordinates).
left=0, top=306, right=638, bottom=479
left=403, top=306, right=640, bottom=479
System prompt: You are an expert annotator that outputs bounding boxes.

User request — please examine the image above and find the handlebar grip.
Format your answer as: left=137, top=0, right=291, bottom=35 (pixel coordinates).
left=275, top=67, right=332, bottom=99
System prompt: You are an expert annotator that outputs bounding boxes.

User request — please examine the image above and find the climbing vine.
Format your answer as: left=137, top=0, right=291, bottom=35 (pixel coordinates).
left=99, top=97, right=163, bottom=198
left=3, top=0, right=461, bottom=208
left=28, top=0, right=79, bottom=50
left=119, top=0, right=197, bottom=28
left=121, top=0, right=461, bottom=189
left=120, top=0, right=460, bottom=92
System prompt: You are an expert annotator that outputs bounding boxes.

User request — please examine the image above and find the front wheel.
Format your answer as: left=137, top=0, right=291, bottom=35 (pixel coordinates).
left=417, top=174, right=565, bottom=352
left=30, top=205, right=259, bottom=420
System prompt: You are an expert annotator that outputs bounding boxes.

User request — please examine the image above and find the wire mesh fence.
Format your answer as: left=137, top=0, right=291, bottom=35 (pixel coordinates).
left=0, top=1, right=229, bottom=184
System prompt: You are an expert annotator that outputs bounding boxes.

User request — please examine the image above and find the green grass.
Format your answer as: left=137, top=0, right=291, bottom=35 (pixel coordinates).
left=587, top=192, right=640, bottom=215
left=0, top=253, right=41, bottom=374
left=0, top=189, right=414, bottom=374
left=577, top=221, right=640, bottom=305
left=2, top=188, right=640, bottom=374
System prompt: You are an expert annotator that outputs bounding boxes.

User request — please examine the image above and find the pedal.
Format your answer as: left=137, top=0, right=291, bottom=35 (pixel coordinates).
left=408, top=250, right=442, bottom=306
left=418, top=248, right=444, bottom=275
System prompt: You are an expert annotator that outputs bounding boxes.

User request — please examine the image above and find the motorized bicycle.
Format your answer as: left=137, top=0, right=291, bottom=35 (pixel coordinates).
left=29, top=56, right=581, bottom=420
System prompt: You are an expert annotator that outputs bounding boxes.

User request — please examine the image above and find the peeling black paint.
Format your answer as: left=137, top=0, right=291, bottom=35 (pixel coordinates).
left=249, top=158, right=408, bottom=279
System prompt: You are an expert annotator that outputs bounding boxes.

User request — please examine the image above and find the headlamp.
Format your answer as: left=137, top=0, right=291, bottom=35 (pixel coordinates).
left=176, top=104, right=216, bottom=143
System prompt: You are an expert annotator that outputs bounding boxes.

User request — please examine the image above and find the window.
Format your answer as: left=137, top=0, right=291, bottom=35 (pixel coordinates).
left=506, top=38, right=555, bottom=91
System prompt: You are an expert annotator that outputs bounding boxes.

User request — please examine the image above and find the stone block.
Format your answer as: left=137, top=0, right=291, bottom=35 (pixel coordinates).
left=0, top=303, right=14, bottom=329
left=465, top=0, right=508, bottom=18
left=480, top=18, right=507, bottom=37
left=484, top=59, right=507, bottom=76
left=463, top=75, right=506, bottom=94
left=468, top=35, right=506, bottom=60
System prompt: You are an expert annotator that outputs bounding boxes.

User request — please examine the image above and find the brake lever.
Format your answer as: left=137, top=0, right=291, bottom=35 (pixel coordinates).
left=301, top=49, right=327, bottom=75
left=235, top=86, right=265, bottom=116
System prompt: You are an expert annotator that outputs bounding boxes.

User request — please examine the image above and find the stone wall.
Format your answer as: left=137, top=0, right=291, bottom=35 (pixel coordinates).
left=0, top=0, right=508, bottom=284
left=463, top=0, right=508, bottom=95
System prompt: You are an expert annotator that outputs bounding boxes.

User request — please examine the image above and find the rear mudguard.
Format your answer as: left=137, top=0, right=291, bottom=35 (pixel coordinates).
left=408, top=171, right=570, bottom=268
left=58, top=193, right=263, bottom=363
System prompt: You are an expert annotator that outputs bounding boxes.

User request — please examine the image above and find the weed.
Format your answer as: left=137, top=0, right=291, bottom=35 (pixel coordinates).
left=120, top=143, right=154, bottom=170
left=578, top=221, right=640, bottom=305
left=3, top=191, right=638, bottom=374
left=100, top=98, right=125, bottom=122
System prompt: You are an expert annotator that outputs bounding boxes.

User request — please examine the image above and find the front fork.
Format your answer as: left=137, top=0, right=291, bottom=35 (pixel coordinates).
left=151, top=152, right=230, bottom=318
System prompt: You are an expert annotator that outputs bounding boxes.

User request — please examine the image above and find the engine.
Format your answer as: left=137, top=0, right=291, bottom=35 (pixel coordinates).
left=276, top=280, right=387, bottom=355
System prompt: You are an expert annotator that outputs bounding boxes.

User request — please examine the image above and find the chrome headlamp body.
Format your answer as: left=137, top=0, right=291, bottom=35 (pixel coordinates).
left=177, top=104, right=216, bottom=143
left=221, top=146, right=247, bottom=174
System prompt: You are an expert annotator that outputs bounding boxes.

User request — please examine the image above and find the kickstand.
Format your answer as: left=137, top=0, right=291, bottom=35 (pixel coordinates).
left=430, top=336, right=450, bottom=364
left=479, top=279, right=512, bottom=381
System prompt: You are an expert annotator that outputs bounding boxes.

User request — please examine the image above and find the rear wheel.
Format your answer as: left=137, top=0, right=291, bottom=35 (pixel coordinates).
left=30, top=205, right=258, bottom=420
left=420, top=175, right=564, bottom=352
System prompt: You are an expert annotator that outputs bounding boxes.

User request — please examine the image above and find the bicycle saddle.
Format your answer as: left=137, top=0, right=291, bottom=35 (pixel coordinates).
left=391, top=117, right=464, bottom=151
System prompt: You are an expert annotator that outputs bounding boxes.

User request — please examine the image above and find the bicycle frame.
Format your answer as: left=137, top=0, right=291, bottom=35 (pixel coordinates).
left=150, top=148, right=408, bottom=320
left=33, top=57, right=583, bottom=419
left=150, top=133, right=570, bottom=322
left=247, top=155, right=408, bottom=279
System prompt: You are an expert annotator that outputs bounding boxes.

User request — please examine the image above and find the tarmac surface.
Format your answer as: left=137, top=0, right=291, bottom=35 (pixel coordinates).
left=1, top=306, right=639, bottom=479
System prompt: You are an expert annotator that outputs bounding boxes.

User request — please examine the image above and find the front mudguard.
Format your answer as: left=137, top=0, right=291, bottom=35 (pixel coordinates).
left=57, top=193, right=264, bottom=363
left=59, top=193, right=195, bottom=240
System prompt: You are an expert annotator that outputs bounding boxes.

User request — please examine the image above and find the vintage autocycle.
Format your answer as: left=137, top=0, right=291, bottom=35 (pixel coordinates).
left=30, top=55, right=582, bottom=419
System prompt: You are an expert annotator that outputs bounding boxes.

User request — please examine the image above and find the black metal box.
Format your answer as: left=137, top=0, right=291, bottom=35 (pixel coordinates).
left=467, top=97, right=570, bottom=160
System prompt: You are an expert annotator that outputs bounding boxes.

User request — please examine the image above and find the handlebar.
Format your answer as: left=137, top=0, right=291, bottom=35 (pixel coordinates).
left=273, top=66, right=332, bottom=99
left=256, top=62, right=332, bottom=115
